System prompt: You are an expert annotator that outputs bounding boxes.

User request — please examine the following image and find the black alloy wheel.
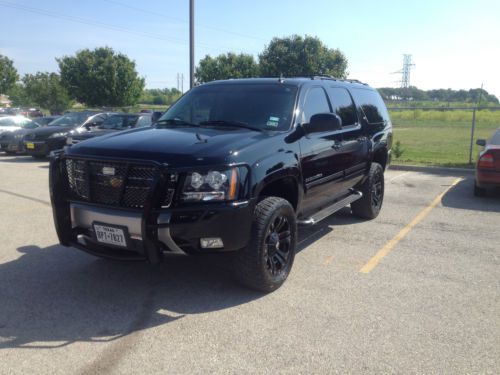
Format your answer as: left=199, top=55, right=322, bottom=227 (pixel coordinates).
left=265, top=215, right=292, bottom=277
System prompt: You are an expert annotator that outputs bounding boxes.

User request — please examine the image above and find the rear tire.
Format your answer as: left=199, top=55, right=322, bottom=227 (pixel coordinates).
left=233, top=197, right=297, bottom=293
left=351, top=162, right=384, bottom=219
left=474, top=182, right=487, bottom=197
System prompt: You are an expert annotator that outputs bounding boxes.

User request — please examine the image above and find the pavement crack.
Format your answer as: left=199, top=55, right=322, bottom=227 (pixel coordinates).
left=0, top=188, right=51, bottom=206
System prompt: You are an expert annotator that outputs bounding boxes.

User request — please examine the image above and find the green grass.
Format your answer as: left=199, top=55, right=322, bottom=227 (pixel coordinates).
left=391, top=116, right=498, bottom=168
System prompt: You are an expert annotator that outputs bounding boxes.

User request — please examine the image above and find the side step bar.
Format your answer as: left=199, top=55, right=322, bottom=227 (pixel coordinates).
left=297, top=190, right=363, bottom=226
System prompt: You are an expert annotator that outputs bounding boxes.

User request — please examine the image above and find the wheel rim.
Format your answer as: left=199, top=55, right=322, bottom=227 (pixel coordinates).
left=371, top=169, right=383, bottom=209
left=265, top=215, right=292, bottom=277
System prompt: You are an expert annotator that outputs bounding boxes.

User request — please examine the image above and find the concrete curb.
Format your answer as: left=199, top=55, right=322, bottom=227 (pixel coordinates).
left=389, top=164, right=475, bottom=175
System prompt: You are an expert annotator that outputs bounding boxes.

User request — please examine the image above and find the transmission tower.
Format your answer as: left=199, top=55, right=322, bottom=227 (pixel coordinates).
left=400, top=54, right=415, bottom=89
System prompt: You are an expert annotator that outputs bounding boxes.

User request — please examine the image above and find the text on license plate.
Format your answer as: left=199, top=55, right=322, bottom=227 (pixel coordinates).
left=93, top=223, right=127, bottom=247
left=26, top=142, right=35, bottom=149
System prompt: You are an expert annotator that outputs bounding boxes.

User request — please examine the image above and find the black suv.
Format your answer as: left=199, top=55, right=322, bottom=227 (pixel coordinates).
left=49, top=77, right=392, bottom=292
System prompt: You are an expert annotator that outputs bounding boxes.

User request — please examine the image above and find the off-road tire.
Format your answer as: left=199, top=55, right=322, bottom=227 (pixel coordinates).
left=351, top=162, right=384, bottom=219
left=233, top=197, right=297, bottom=293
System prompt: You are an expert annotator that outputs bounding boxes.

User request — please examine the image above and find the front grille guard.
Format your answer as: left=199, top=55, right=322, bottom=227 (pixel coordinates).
left=49, top=151, right=251, bottom=263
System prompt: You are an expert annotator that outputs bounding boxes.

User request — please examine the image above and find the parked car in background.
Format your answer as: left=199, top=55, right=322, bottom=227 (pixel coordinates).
left=34, top=116, right=61, bottom=126
left=20, top=108, right=44, bottom=118
left=0, top=116, right=39, bottom=135
left=0, top=117, right=40, bottom=154
left=474, top=128, right=500, bottom=196
left=23, top=111, right=116, bottom=159
left=68, top=113, right=153, bottom=145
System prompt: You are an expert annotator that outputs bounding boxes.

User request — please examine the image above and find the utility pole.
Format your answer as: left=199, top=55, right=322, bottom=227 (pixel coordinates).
left=181, top=73, right=184, bottom=93
left=189, top=0, right=194, bottom=90
left=469, top=83, right=484, bottom=164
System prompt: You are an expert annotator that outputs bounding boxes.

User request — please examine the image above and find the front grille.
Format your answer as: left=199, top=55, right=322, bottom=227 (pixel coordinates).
left=64, top=158, right=175, bottom=209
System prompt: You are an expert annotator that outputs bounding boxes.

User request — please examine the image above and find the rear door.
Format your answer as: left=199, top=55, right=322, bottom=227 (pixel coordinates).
left=327, top=87, right=370, bottom=190
left=299, top=86, right=345, bottom=216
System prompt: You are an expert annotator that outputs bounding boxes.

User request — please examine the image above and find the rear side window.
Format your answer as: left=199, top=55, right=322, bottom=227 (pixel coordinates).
left=351, top=88, right=390, bottom=124
left=328, top=87, right=357, bottom=127
left=302, top=87, right=331, bottom=123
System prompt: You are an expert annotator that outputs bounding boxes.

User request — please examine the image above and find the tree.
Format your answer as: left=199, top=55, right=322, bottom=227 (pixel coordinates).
left=259, top=35, right=348, bottom=78
left=57, top=47, right=145, bottom=107
left=22, top=72, right=71, bottom=114
left=195, top=53, right=259, bottom=83
left=6, top=83, right=29, bottom=107
left=0, top=54, right=19, bottom=94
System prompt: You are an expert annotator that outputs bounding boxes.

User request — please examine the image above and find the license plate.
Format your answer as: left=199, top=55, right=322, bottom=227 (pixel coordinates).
left=26, top=142, right=35, bottom=149
left=92, top=222, right=130, bottom=248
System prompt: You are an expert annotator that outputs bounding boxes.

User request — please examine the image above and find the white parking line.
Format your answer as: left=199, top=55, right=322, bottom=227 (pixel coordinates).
left=389, top=171, right=411, bottom=183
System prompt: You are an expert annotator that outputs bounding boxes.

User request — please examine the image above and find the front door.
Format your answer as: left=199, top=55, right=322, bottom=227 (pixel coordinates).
left=299, top=86, right=345, bottom=217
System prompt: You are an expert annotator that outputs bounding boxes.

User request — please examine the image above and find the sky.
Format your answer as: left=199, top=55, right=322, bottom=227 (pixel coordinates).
left=1, top=0, right=499, bottom=98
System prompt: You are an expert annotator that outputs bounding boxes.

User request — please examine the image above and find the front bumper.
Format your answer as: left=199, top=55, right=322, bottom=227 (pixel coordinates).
left=50, top=153, right=254, bottom=262
left=24, top=137, right=66, bottom=156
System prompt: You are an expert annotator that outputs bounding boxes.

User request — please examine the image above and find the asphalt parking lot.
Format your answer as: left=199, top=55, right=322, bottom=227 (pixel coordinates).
left=0, top=154, right=499, bottom=374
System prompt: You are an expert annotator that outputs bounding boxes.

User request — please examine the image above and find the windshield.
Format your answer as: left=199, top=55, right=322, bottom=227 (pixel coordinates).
left=158, top=83, right=298, bottom=131
left=48, top=112, right=91, bottom=127
left=99, top=115, right=138, bottom=129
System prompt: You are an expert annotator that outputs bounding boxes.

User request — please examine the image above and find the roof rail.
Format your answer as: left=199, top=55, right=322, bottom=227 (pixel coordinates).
left=311, top=75, right=338, bottom=81
left=342, top=79, right=368, bottom=86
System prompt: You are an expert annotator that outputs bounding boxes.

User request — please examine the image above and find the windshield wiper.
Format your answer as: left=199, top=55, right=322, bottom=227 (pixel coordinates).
left=199, top=120, right=262, bottom=132
left=155, top=118, right=198, bottom=127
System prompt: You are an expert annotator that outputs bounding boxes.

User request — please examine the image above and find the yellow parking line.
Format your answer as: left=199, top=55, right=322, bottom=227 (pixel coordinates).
left=359, top=177, right=463, bottom=274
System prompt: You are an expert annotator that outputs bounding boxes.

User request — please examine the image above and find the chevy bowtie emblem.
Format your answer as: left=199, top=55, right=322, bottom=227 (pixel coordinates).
left=102, top=166, right=115, bottom=176
left=110, top=177, right=123, bottom=188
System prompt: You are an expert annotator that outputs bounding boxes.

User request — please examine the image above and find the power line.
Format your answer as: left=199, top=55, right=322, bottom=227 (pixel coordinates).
left=102, top=0, right=268, bottom=42
left=0, top=1, right=257, bottom=54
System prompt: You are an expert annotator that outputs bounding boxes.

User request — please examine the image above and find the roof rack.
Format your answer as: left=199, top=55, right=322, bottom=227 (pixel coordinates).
left=311, top=75, right=338, bottom=81
left=342, top=78, right=368, bottom=86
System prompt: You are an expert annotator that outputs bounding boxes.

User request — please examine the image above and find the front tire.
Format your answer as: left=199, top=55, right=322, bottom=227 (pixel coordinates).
left=233, top=197, right=297, bottom=293
left=351, top=162, right=385, bottom=219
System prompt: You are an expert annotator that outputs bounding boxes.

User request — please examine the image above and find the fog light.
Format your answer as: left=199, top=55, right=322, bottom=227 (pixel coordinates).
left=200, top=238, right=224, bottom=249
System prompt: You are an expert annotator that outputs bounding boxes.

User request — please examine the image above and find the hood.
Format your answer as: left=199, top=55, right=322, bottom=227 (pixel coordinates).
left=24, top=125, right=77, bottom=140
left=72, top=128, right=117, bottom=140
left=67, top=126, right=273, bottom=167
left=0, top=126, right=22, bottom=134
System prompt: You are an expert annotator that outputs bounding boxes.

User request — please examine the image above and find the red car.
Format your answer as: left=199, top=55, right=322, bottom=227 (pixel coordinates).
left=475, top=128, right=500, bottom=196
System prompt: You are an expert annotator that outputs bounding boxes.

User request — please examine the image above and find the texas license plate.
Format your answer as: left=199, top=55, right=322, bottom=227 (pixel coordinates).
left=26, top=142, right=35, bottom=149
left=92, top=222, right=130, bottom=248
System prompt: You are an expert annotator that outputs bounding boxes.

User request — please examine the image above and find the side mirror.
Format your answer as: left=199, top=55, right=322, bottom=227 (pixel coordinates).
left=303, top=113, right=342, bottom=134
left=476, top=139, right=486, bottom=147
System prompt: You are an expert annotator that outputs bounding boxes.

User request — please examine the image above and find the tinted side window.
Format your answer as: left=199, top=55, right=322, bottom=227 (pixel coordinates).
left=302, top=87, right=331, bottom=123
left=328, top=87, right=357, bottom=126
left=351, top=88, right=390, bottom=124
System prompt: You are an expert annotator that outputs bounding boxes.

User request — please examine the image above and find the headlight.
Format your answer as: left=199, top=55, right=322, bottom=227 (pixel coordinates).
left=66, top=137, right=73, bottom=145
left=181, top=168, right=239, bottom=202
left=15, top=133, right=24, bottom=139
left=49, top=132, right=67, bottom=138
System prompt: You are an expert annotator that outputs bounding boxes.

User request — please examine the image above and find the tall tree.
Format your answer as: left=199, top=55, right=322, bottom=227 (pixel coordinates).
left=259, top=35, right=348, bottom=78
left=57, top=47, right=145, bottom=107
left=0, top=54, right=19, bottom=94
left=195, top=53, right=259, bottom=83
left=22, top=72, right=71, bottom=114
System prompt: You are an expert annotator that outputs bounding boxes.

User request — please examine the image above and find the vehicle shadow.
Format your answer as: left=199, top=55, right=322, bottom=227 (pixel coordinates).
left=441, top=176, right=500, bottom=212
left=0, top=245, right=262, bottom=350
